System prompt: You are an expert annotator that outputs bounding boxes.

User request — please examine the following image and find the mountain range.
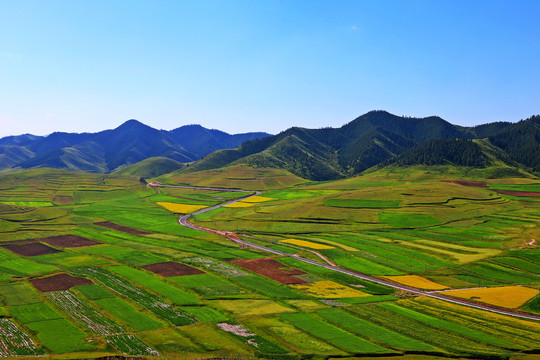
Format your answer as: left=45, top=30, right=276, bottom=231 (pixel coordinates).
left=1, top=111, right=538, bottom=180
left=177, top=111, right=540, bottom=180
left=0, top=121, right=269, bottom=173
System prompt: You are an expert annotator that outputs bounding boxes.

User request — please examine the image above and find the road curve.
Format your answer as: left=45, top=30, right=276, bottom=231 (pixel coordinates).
left=160, top=184, right=540, bottom=322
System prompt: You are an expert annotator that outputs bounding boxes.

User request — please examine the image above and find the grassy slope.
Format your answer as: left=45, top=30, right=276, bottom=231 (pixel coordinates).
left=113, top=156, right=185, bottom=178
left=158, top=164, right=308, bottom=190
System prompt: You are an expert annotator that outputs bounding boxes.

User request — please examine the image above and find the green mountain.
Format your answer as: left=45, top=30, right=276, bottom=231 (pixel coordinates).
left=113, top=157, right=185, bottom=178
left=180, top=111, right=475, bottom=180
left=179, top=111, right=540, bottom=181
left=489, top=115, right=540, bottom=172
left=390, top=139, right=489, bottom=167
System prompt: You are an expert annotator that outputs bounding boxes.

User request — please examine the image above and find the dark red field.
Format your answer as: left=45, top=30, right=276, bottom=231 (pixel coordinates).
left=30, top=273, right=93, bottom=292
left=493, top=190, right=540, bottom=197
left=5, top=242, right=62, bottom=257
left=443, top=180, right=487, bottom=188
left=94, top=221, right=150, bottom=235
left=230, top=257, right=307, bottom=284
left=39, top=235, right=100, bottom=248
left=142, top=261, right=205, bottom=277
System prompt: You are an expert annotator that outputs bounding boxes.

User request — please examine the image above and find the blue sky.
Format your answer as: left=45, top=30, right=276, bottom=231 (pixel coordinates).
left=1, top=0, right=539, bottom=137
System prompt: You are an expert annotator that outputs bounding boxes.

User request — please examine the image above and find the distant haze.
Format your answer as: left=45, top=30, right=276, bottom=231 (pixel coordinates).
left=1, top=1, right=539, bottom=137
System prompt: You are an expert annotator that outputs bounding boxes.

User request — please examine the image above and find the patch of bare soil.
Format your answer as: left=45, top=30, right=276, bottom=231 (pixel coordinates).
left=52, top=195, right=74, bottom=205
left=30, top=273, right=93, bottom=292
left=142, top=262, right=205, bottom=277
left=443, top=180, right=487, bottom=187
left=229, top=257, right=307, bottom=284
left=5, top=242, right=62, bottom=257
left=493, top=190, right=540, bottom=197
left=94, top=221, right=150, bottom=235
left=38, top=235, right=100, bottom=248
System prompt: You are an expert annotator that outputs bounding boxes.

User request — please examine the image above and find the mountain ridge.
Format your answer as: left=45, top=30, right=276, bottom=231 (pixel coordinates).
left=0, top=120, right=271, bottom=174
left=2, top=111, right=538, bottom=179
left=176, top=110, right=539, bottom=180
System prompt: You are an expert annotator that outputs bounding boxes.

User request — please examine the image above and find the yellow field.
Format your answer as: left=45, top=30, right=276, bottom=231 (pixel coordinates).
left=213, top=299, right=295, bottom=316
left=290, top=280, right=370, bottom=298
left=157, top=202, right=207, bottom=214
left=285, top=299, right=329, bottom=311
left=280, top=239, right=335, bottom=250
left=223, top=202, right=254, bottom=208
left=383, top=275, right=449, bottom=290
left=302, top=237, right=359, bottom=252
left=443, top=286, right=539, bottom=308
left=241, top=196, right=276, bottom=203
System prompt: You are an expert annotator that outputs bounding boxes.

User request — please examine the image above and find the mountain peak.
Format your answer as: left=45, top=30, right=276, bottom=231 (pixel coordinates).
left=115, top=119, right=151, bottom=130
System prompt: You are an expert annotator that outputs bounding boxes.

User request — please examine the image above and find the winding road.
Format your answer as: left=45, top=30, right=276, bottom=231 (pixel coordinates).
left=156, top=183, right=540, bottom=322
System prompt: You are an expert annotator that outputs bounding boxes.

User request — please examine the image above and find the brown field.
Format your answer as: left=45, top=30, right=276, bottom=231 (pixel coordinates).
left=52, top=195, right=74, bottom=205
left=39, top=235, right=100, bottom=248
left=443, top=180, right=487, bottom=188
left=229, top=257, right=307, bottom=284
left=494, top=190, right=540, bottom=197
left=142, top=261, right=205, bottom=277
left=94, top=221, right=150, bottom=235
left=30, top=273, right=93, bottom=292
left=5, top=242, right=62, bottom=257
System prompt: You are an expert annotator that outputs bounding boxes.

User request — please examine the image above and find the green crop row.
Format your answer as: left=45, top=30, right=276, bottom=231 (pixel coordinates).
left=280, top=312, right=389, bottom=354
left=108, top=265, right=200, bottom=305
left=74, top=267, right=196, bottom=326
left=347, top=304, right=504, bottom=355
left=317, top=308, right=437, bottom=351
left=0, top=319, right=46, bottom=356
left=377, top=303, right=512, bottom=347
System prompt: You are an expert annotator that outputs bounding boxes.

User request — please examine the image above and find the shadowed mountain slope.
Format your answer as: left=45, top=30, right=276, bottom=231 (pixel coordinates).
left=0, top=120, right=270, bottom=173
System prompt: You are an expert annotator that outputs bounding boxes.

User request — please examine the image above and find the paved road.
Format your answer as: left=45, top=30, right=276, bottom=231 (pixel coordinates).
left=165, top=184, right=540, bottom=322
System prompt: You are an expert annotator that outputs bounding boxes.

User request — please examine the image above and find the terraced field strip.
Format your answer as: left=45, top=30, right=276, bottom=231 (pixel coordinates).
left=0, top=318, right=44, bottom=356
left=409, top=297, right=540, bottom=343
left=46, top=290, right=159, bottom=355
left=399, top=298, right=540, bottom=347
left=8, top=302, right=63, bottom=323
left=492, top=257, right=540, bottom=274
left=316, top=308, right=437, bottom=351
left=383, top=275, right=449, bottom=290
left=108, top=265, right=200, bottom=305
left=280, top=312, right=391, bottom=354
left=74, top=267, right=196, bottom=326
left=348, top=304, right=507, bottom=355
left=378, top=303, right=513, bottom=346
left=95, top=298, right=163, bottom=331
left=24, top=318, right=93, bottom=354
left=440, top=286, right=539, bottom=308
left=47, top=290, right=123, bottom=335
left=217, top=322, right=287, bottom=354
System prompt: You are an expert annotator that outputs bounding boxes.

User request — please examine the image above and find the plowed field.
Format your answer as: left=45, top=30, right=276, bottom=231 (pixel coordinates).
left=95, top=221, right=150, bottom=235
left=5, top=243, right=62, bottom=257
left=30, top=273, right=93, bottom=292
left=230, top=258, right=307, bottom=284
left=39, top=235, right=100, bottom=248
left=142, top=262, right=205, bottom=277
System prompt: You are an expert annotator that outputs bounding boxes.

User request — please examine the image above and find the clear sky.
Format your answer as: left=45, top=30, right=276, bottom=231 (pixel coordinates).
left=1, top=0, right=539, bottom=137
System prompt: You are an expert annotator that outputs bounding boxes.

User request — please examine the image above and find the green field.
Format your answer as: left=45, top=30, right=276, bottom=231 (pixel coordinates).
left=96, top=297, right=163, bottom=331
left=281, top=312, right=390, bottom=353
left=317, top=308, right=437, bottom=351
left=0, top=167, right=538, bottom=359
left=108, top=265, right=200, bottom=305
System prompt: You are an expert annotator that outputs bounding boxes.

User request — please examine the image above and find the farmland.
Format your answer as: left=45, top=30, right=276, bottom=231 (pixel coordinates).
left=0, top=166, right=538, bottom=359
